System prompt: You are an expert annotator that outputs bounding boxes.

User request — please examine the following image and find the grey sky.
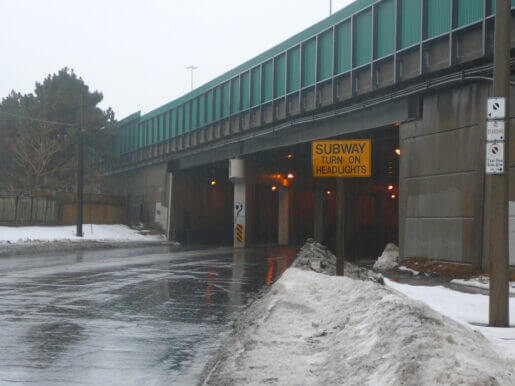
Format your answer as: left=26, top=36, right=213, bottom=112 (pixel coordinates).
left=0, top=0, right=354, bottom=120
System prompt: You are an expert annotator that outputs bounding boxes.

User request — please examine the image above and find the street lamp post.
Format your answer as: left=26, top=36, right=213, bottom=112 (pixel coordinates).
left=186, top=65, right=198, bottom=91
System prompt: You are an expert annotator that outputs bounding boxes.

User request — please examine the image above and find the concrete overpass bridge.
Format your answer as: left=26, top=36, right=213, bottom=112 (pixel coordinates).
left=106, top=0, right=515, bottom=269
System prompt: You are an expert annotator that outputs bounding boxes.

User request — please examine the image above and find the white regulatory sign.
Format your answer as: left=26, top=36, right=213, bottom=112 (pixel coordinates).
left=487, top=97, right=506, bottom=119
left=486, top=142, right=504, bottom=175
left=486, top=120, right=505, bottom=141
left=234, top=202, right=245, bottom=217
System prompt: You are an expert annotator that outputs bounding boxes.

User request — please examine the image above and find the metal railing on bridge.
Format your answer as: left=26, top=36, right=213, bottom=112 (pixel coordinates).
left=108, top=0, right=515, bottom=174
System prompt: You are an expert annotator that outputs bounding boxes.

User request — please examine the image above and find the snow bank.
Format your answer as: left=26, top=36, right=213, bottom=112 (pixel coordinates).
left=386, top=278, right=515, bottom=361
left=203, top=268, right=515, bottom=385
left=373, top=243, right=399, bottom=271
left=0, top=224, right=164, bottom=244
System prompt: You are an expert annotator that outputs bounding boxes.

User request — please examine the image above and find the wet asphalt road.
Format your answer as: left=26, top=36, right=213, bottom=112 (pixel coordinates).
left=0, top=245, right=296, bottom=385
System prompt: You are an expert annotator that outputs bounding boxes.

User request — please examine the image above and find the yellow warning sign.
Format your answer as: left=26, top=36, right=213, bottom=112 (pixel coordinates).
left=235, top=224, right=244, bottom=243
left=312, top=140, right=371, bottom=178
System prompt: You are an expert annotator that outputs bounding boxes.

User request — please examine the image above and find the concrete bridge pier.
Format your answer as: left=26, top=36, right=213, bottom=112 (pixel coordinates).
left=230, top=159, right=249, bottom=248
left=278, top=187, right=290, bottom=246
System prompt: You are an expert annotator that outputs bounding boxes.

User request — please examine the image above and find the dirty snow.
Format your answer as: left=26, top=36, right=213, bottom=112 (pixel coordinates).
left=386, top=278, right=515, bottom=361
left=202, top=268, right=515, bottom=385
left=373, top=242, right=399, bottom=270
left=293, top=238, right=383, bottom=283
left=0, top=224, right=164, bottom=244
left=450, top=277, right=515, bottom=295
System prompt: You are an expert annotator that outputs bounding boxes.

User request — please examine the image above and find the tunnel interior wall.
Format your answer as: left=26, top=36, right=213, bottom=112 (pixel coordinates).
left=171, top=167, right=233, bottom=244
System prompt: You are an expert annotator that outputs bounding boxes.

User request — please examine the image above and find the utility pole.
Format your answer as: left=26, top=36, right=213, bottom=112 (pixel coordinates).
left=76, top=91, right=84, bottom=237
left=186, top=65, right=198, bottom=91
left=329, top=0, right=333, bottom=15
left=485, top=0, right=510, bottom=327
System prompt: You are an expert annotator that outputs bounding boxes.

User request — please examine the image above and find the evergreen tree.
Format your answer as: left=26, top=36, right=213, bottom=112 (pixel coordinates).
left=0, top=68, right=116, bottom=192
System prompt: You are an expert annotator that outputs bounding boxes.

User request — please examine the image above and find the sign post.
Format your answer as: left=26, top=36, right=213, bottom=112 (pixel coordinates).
left=312, top=139, right=371, bottom=276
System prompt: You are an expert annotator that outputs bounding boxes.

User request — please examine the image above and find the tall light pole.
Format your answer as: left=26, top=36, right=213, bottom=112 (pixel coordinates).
left=329, top=0, right=333, bottom=15
left=186, top=65, right=198, bottom=91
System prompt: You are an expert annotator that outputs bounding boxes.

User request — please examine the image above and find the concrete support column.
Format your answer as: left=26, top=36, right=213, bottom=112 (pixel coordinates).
left=278, top=188, right=290, bottom=245
left=166, top=172, right=174, bottom=241
left=230, top=159, right=247, bottom=248
left=314, top=188, right=324, bottom=243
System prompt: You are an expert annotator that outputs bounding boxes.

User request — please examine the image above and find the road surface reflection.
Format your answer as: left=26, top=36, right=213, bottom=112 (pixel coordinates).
left=0, top=245, right=296, bottom=384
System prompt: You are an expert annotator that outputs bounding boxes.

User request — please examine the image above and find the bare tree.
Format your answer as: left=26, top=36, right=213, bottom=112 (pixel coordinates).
left=8, top=123, right=70, bottom=192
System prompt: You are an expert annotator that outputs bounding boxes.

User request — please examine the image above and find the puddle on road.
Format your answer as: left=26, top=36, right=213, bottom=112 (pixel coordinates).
left=0, top=245, right=297, bottom=384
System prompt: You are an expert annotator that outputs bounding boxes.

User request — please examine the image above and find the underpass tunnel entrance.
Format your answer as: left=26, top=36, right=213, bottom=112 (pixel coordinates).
left=172, top=161, right=233, bottom=245
left=245, top=125, right=399, bottom=260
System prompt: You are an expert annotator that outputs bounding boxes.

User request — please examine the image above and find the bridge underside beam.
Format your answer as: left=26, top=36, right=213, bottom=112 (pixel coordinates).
left=168, top=97, right=419, bottom=172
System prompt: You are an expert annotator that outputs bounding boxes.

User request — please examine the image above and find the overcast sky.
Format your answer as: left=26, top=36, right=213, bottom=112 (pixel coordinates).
left=1, top=0, right=354, bottom=120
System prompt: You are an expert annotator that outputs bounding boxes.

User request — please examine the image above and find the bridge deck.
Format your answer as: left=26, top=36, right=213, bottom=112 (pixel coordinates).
left=111, top=0, right=515, bottom=173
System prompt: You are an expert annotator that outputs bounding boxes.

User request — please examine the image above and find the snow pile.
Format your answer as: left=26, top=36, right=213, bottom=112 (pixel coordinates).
left=451, top=277, right=515, bottom=295
left=294, top=239, right=383, bottom=283
left=202, top=268, right=515, bottom=385
left=0, top=224, right=164, bottom=244
left=386, top=278, right=515, bottom=360
left=373, top=242, right=399, bottom=270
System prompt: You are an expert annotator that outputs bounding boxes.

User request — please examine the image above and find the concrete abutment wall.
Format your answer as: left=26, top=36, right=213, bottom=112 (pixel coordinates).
left=110, top=163, right=170, bottom=231
left=399, top=81, right=515, bottom=268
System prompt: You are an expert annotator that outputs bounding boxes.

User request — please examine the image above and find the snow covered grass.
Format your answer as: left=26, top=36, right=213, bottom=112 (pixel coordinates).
left=386, top=278, right=515, bottom=361
left=203, top=268, right=515, bottom=385
left=0, top=224, right=164, bottom=244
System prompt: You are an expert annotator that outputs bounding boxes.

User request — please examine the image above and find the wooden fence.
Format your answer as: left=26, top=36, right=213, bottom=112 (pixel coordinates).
left=0, top=193, right=127, bottom=226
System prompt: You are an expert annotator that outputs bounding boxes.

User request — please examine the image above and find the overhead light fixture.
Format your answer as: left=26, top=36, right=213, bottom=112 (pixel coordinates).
left=391, top=194, right=396, bottom=199
left=210, top=179, right=216, bottom=186
left=271, top=185, right=277, bottom=191
left=286, top=154, right=293, bottom=159
left=287, top=173, right=295, bottom=179
left=395, top=148, right=401, bottom=156
left=326, top=190, right=332, bottom=195
left=388, top=185, right=394, bottom=191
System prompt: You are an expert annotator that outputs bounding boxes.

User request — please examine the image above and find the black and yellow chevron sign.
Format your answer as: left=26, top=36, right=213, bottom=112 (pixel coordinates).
left=235, top=224, right=244, bottom=243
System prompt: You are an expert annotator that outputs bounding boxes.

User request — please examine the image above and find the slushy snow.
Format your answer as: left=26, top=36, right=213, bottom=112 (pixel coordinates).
left=373, top=242, right=399, bottom=270
left=202, top=268, right=515, bottom=385
left=0, top=224, right=164, bottom=244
